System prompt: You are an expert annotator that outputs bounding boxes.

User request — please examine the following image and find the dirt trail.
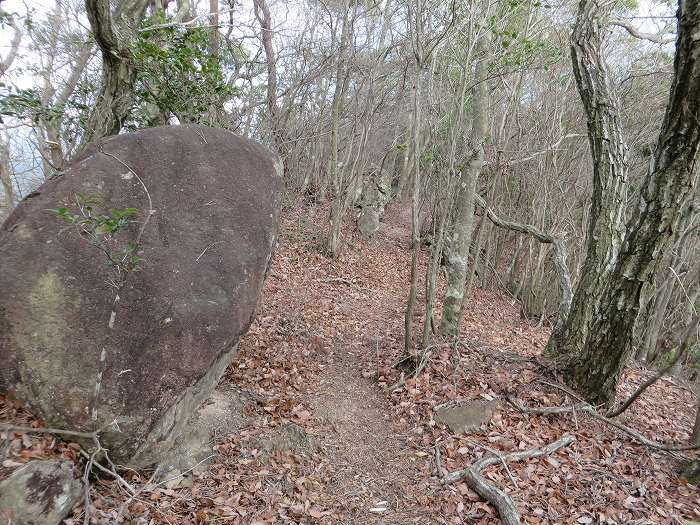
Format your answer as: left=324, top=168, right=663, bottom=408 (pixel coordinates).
left=220, top=201, right=440, bottom=523
left=306, top=344, right=429, bottom=523
left=283, top=203, right=434, bottom=523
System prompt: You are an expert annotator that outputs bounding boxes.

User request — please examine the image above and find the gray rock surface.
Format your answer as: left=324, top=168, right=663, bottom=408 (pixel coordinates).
left=434, top=399, right=498, bottom=433
left=0, top=460, right=82, bottom=525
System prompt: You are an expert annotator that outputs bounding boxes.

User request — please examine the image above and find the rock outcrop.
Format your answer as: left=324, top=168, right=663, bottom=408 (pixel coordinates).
left=356, top=170, right=390, bottom=240
left=0, top=125, right=281, bottom=468
left=0, top=460, right=82, bottom=525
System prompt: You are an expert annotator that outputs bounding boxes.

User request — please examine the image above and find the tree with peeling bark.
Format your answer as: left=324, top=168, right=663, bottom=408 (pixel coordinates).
left=547, top=0, right=700, bottom=406
left=80, top=0, right=150, bottom=148
left=544, top=0, right=629, bottom=364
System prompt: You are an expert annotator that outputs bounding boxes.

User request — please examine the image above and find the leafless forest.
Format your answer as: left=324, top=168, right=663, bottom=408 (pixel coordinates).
left=0, top=0, right=699, bottom=524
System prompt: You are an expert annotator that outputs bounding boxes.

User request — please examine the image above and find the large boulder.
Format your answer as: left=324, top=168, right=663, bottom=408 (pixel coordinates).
left=0, top=125, right=281, bottom=467
left=0, top=460, right=82, bottom=525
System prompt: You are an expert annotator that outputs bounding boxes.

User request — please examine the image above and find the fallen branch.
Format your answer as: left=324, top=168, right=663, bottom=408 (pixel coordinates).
left=444, top=434, right=576, bottom=525
left=507, top=397, right=700, bottom=455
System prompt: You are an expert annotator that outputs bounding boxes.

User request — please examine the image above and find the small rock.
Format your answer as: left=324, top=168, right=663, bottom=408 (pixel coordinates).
left=0, top=460, right=82, bottom=525
left=434, top=399, right=499, bottom=433
left=254, top=422, right=319, bottom=462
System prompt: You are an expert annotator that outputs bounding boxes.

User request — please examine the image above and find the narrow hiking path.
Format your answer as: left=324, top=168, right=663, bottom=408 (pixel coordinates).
left=218, top=200, right=699, bottom=525
left=6, top=199, right=696, bottom=524
left=225, top=201, right=441, bottom=523
left=306, top=343, right=428, bottom=522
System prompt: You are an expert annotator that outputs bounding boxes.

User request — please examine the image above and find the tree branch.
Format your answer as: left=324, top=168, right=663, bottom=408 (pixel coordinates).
left=0, top=9, right=22, bottom=77
left=610, top=19, right=675, bottom=44
left=507, top=397, right=700, bottom=455
left=444, top=434, right=576, bottom=525
left=474, top=194, right=573, bottom=327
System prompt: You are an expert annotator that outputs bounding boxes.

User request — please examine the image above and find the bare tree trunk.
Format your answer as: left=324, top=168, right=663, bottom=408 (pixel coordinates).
left=0, top=6, right=21, bottom=220
left=0, top=139, right=14, bottom=221
left=544, top=0, right=628, bottom=365
left=466, top=158, right=499, bottom=301
left=209, top=0, right=219, bottom=55
left=404, top=66, right=422, bottom=351
left=441, top=40, right=489, bottom=335
left=327, top=2, right=353, bottom=257
left=0, top=7, right=21, bottom=78
left=80, top=0, right=148, bottom=148
left=253, top=0, right=288, bottom=166
left=548, top=0, right=700, bottom=406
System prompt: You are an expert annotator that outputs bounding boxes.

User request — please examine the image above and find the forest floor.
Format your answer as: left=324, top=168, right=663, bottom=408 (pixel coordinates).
left=2, top=199, right=699, bottom=525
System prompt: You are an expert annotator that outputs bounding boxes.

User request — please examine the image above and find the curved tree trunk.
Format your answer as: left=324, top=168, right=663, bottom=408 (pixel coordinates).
left=544, top=0, right=628, bottom=370
left=80, top=0, right=148, bottom=149
left=547, top=0, right=700, bottom=406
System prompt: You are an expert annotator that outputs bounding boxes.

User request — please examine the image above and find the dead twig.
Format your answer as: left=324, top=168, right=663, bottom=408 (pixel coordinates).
left=444, top=434, right=576, bottom=525
left=434, top=439, right=445, bottom=479
left=1, top=423, right=136, bottom=523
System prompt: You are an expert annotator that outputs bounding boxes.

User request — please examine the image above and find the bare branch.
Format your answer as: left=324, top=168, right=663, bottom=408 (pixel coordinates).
left=0, top=9, right=22, bottom=77
left=610, top=19, right=675, bottom=44
left=507, top=397, right=700, bottom=454
left=474, top=194, right=573, bottom=327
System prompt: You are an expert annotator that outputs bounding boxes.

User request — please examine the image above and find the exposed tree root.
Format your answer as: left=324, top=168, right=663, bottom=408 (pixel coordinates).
left=444, top=433, right=576, bottom=525
left=506, top=397, right=700, bottom=456
left=0, top=423, right=136, bottom=524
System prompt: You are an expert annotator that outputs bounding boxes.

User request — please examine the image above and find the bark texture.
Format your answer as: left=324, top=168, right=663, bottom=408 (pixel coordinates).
left=544, top=0, right=628, bottom=378
left=80, top=0, right=148, bottom=148
left=0, top=140, right=14, bottom=220
left=441, top=41, right=488, bottom=336
left=548, top=0, right=700, bottom=406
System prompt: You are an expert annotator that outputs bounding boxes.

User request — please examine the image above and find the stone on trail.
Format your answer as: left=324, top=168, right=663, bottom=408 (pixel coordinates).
left=0, top=460, right=82, bottom=525
left=434, top=399, right=498, bottom=433
left=0, top=125, right=281, bottom=468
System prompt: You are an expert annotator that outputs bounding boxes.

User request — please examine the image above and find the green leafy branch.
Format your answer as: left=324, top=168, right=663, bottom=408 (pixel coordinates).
left=50, top=193, right=144, bottom=289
